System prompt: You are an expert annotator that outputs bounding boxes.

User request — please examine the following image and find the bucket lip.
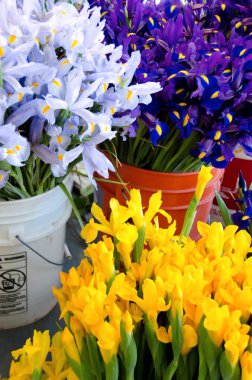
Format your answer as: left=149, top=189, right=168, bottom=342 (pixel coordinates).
left=0, top=174, right=72, bottom=205
left=112, top=160, right=223, bottom=178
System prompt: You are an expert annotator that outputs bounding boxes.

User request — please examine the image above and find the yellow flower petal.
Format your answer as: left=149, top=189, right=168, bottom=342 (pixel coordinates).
left=61, top=327, right=80, bottom=364
left=195, top=166, right=213, bottom=201
left=181, top=324, right=198, bottom=356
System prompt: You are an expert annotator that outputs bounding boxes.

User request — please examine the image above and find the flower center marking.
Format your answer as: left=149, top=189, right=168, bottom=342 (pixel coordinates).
left=42, top=105, right=51, bottom=114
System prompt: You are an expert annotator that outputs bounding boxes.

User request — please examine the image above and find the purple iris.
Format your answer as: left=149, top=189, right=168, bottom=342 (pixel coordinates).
left=92, top=0, right=252, bottom=169
left=232, top=171, right=252, bottom=232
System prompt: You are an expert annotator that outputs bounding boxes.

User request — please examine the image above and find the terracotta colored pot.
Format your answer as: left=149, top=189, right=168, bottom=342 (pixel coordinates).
left=98, top=161, right=224, bottom=240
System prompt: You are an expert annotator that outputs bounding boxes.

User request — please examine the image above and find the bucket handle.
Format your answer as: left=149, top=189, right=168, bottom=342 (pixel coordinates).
left=15, top=235, right=72, bottom=266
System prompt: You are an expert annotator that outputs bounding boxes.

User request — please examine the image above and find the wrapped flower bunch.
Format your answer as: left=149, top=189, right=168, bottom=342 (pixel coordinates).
left=0, top=0, right=160, bottom=199
left=216, top=170, right=252, bottom=236
left=94, top=0, right=252, bottom=172
left=6, top=167, right=252, bottom=380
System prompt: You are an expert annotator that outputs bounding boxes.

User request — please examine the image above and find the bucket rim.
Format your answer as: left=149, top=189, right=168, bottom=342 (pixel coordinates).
left=0, top=174, right=72, bottom=205
left=117, top=163, right=222, bottom=178
left=101, top=153, right=224, bottom=178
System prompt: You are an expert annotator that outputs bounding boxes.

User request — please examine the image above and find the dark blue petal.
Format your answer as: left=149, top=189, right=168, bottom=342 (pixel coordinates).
left=150, top=121, right=169, bottom=146
left=147, top=16, right=161, bottom=31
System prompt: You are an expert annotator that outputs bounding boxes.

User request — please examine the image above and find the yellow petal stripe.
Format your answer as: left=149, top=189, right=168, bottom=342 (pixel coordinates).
left=155, top=124, right=162, bottom=136
left=211, top=91, right=219, bottom=99
left=42, top=105, right=50, bottom=114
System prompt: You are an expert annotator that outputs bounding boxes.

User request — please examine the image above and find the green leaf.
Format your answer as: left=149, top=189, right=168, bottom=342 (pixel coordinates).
left=163, top=358, right=179, bottom=380
left=4, top=182, right=30, bottom=199
left=80, top=338, right=96, bottom=380
left=176, top=355, right=189, bottom=380
left=113, top=237, right=121, bottom=271
left=163, top=310, right=183, bottom=380
left=219, top=351, right=241, bottom=380
left=198, top=318, right=223, bottom=380
left=133, top=224, right=146, bottom=263
left=59, top=182, right=84, bottom=229
left=188, top=347, right=198, bottom=380
left=214, top=190, right=233, bottom=226
left=86, top=334, right=104, bottom=380
left=171, top=311, right=183, bottom=359
left=145, top=317, right=166, bottom=379
left=197, top=331, right=208, bottom=380
left=180, top=195, right=198, bottom=239
left=105, top=355, right=119, bottom=380
left=120, top=322, right=137, bottom=380
left=65, top=352, right=83, bottom=379
left=31, top=369, right=42, bottom=380
left=56, top=109, right=71, bottom=126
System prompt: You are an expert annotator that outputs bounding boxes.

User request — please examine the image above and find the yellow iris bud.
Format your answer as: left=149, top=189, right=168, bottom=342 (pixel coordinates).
left=62, top=327, right=81, bottom=364
left=195, top=165, right=213, bottom=201
left=97, top=321, right=120, bottom=363
left=70, top=316, right=85, bottom=353
left=203, top=299, right=230, bottom=347
left=241, top=351, right=252, bottom=380
left=181, top=324, right=198, bottom=356
left=225, top=330, right=249, bottom=367
left=171, top=282, right=183, bottom=319
left=85, top=238, right=114, bottom=282
left=122, top=310, right=134, bottom=334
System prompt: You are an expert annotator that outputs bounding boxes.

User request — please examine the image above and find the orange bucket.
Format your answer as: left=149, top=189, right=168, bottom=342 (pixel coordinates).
left=98, top=162, right=224, bottom=240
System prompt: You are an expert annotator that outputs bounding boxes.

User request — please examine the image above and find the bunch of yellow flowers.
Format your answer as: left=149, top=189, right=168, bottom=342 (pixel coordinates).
left=6, top=167, right=252, bottom=380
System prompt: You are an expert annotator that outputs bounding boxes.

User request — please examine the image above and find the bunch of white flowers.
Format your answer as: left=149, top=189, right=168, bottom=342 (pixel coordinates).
left=0, top=0, right=160, bottom=198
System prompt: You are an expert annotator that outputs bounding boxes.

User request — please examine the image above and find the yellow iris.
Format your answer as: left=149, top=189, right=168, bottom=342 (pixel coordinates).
left=7, top=188, right=252, bottom=379
left=181, top=324, right=198, bottom=356
left=61, top=327, right=81, bottom=364
left=195, top=165, right=213, bottom=201
left=10, top=330, right=50, bottom=376
left=97, top=321, right=121, bottom=363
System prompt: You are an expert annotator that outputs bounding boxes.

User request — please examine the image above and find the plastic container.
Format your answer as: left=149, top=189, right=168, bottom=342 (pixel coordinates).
left=98, top=163, right=224, bottom=240
left=0, top=175, right=73, bottom=329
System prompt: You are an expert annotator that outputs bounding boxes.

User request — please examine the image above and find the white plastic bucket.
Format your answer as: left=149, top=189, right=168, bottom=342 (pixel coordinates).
left=0, top=175, right=73, bottom=329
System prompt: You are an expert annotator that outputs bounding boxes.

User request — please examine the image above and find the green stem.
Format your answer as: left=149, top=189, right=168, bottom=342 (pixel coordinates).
left=37, top=166, right=53, bottom=194
left=34, top=157, right=41, bottom=189
left=70, top=169, right=128, bottom=186
left=5, top=182, right=30, bottom=199
left=162, top=132, right=198, bottom=172
left=103, top=146, right=131, bottom=197
left=86, top=335, right=103, bottom=380
left=23, top=167, right=35, bottom=195
left=113, top=238, right=121, bottom=271
left=135, top=325, right=146, bottom=380
left=214, top=190, right=233, bottom=226
left=133, top=224, right=146, bottom=263
left=13, top=167, right=31, bottom=197
left=179, top=197, right=198, bottom=239
left=59, top=182, right=84, bottom=229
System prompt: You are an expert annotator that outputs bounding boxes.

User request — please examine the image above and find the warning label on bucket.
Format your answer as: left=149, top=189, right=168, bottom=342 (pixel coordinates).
left=0, top=252, right=27, bottom=316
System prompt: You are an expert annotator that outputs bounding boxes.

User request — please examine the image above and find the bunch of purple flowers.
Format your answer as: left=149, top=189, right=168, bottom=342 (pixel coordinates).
left=216, top=170, right=252, bottom=236
left=92, top=0, right=252, bottom=172
left=232, top=171, right=252, bottom=235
